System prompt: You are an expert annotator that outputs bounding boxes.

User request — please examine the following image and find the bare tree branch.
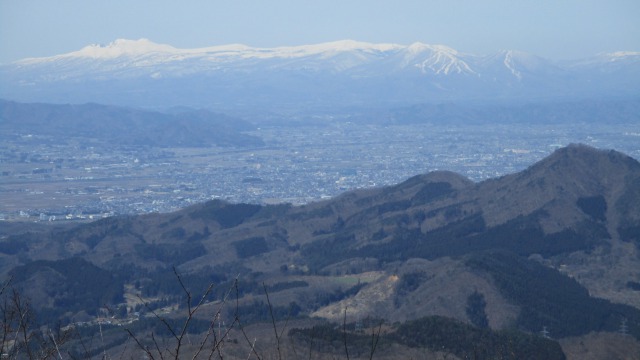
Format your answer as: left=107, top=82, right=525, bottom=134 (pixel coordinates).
left=369, top=321, right=382, bottom=360
left=343, top=307, right=350, bottom=360
left=235, top=279, right=261, bottom=360
left=125, top=328, right=156, bottom=360
left=263, top=282, right=282, bottom=360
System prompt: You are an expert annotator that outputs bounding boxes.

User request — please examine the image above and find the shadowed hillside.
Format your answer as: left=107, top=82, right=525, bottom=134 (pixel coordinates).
left=1, top=144, right=639, bottom=358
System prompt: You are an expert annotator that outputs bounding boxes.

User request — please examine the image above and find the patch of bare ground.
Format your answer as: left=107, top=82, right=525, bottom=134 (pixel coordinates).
left=311, top=258, right=519, bottom=329
left=311, top=272, right=398, bottom=321
left=560, top=332, right=640, bottom=360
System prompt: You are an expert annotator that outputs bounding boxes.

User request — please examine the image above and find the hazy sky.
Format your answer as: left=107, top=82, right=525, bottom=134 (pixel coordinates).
left=1, top=0, right=639, bottom=63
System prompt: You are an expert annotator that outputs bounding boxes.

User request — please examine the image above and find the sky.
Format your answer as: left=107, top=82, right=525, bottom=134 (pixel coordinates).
left=1, top=0, right=639, bottom=64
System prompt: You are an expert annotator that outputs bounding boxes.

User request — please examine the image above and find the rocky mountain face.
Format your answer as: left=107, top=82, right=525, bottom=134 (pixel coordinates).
left=2, top=144, right=639, bottom=351
left=1, top=39, right=638, bottom=110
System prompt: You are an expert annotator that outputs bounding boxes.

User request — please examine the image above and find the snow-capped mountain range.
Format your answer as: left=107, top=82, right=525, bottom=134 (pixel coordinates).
left=1, top=39, right=638, bottom=110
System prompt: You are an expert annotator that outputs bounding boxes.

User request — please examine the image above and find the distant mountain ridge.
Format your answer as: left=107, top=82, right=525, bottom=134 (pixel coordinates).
left=0, top=99, right=264, bottom=147
left=1, top=39, right=638, bottom=109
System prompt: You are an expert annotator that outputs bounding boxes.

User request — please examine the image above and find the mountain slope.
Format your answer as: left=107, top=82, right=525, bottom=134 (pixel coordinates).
left=1, top=144, right=639, bottom=345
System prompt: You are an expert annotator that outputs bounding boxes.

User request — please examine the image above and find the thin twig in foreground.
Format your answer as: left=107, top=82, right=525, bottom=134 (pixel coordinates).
left=343, top=307, right=350, bottom=360
left=263, top=282, right=282, bottom=360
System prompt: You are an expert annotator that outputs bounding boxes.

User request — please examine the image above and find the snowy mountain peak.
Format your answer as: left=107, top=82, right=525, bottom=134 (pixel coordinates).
left=604, top=51, right=640, bottom=58
left=71, top=38, right=177, bottom=59
left=502, top=50, right=527, bottom=79
left=294, top=40, right=399, bottom=53
left=400, top=42, right=473, bottom=75
left=264, top=40, right=402, bottom=60
left=4, top=39, right=638, bottom=109
left=495, top=49, right=542, bottom=63
left=490, top=50, right=551, bottom=79
left=406, top=42, right=459, bottom=55
left=599, top=51, right=640, bottom=63
left=15, top=39, right=178, bottom=64
left=569, top=51, right=640, bottom=69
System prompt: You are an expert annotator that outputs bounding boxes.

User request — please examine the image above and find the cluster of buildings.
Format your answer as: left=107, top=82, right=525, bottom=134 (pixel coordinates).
left=1, top=121, right=638, bottom=222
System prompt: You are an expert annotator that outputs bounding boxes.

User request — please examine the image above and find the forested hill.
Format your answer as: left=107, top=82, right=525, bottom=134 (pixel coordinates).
left=1, top=144, right=640, bottom=358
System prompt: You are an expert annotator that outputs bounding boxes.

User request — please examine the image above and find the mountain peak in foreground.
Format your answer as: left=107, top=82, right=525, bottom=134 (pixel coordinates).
left=546, top=142, right=639, bottom=165
left=2, top=144, right=640, bottom=357
left=517, top=143, right=640, bottom=191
